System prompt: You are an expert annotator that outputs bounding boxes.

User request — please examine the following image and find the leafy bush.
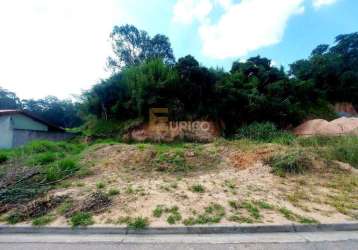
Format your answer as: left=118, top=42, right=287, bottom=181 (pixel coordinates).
left=235, top=122, right=295, bottom=144
left=70, top=212, right=94, bottom=227
left=266, top=150, right=312, bottom=177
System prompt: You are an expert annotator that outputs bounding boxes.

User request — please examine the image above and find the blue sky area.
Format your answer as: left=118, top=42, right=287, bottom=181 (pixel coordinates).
left=0, top=0, right=357, bottom=99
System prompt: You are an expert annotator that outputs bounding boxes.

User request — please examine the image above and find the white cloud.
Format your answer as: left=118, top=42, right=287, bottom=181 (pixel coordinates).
left=0, top=0, right=126, bottom=99
left=313, top=0, right=337, bottom=9
left=173, top=0, right=214, bottom=24
left=198, top=0, right=305, bottom=59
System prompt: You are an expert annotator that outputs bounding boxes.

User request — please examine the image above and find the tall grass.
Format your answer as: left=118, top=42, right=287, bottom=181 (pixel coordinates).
left=235, top=122, right=296, bottom=145
left=298, top=136, right=358, bottom=168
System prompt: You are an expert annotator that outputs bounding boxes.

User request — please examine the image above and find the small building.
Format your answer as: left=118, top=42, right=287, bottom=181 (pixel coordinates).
left=0, top=110, right=74, bottom=149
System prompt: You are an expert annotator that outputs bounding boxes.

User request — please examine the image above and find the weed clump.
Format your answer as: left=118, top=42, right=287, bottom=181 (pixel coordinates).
left=266, top=150, right=312, bottom=176
left=70, top=212, right=94, bottom=227
left=190, top=184, right=205, bottom=193
left=127, top=217, right=149, bottom=229
left=184, top=203, right=225, bottom=225
left=278, top=207, right=318, bottom=224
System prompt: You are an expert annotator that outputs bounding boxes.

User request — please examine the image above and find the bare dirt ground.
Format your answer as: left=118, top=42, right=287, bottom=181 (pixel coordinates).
left=9, top=140, right=356, bottom=227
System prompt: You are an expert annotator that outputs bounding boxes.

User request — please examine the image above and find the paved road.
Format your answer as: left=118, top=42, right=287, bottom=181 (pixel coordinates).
left=0, top=231, right=357, bottom=250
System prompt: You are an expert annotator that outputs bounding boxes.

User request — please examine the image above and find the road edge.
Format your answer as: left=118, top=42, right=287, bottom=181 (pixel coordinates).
left=0, top=222, right=357, bottom=235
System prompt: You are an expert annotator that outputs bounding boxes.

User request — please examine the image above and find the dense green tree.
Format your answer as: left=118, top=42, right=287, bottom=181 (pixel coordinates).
left=174, top=55, right=219, bottom=120
left=0, top=87, right=21, bottom=110
left=107, top=24, right=175, bottom=72
left=290, top=32, right=358, bottom=105
left=22, top=96, right=82, bottom=128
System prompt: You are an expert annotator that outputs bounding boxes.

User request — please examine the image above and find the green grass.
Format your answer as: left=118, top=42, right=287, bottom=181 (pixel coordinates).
left=32, top=215, right=55, bottom=226
left=28, top=152, right=57, bottom=166
left=184, top=203, right=225, bottom=225
left=279, top=207, right=297, bottom=221
left=190, top=184, right=205, bottom=193
left=254, top=200, right=274, bottom=210
left=266, top=150, right=312, bottom=177
left=127, top=217, right=149, bottom=229
left=241, top=201, right=261, bottom=220
left=107, top=188, right=120, bottom=196
left=228, top=214, right=254, bottom=224
left=278, top=207, right=319, bottom=224
left=70, top=212, right=94, bottom=227
left=45, top=158, right=80, bottom=182
left=298, top=136, right=358, bottom=168
left=228, top=200, right=240, bottom=210
left=235, top=122, right=296, bottom=145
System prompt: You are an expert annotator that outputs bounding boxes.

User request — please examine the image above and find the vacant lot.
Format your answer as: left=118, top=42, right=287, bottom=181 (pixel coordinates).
left=0, top=137, right=357, bottom=227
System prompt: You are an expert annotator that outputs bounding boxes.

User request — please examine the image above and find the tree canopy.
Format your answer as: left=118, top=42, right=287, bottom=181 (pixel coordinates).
left=107, top=24, right=175, bottom=72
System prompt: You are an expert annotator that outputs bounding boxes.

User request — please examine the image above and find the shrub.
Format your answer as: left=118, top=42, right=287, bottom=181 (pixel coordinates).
left=167, top=213, right=182, bottom=225
left=235, top=122, right=295, bottom=144
left=70, top=212, right=94, bottom=227
left=127, top=217, right=149, bottom=229
left=266, top=150, right=312, bottom=177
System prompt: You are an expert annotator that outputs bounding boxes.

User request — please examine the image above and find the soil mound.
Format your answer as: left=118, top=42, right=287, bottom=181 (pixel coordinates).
left=294, top=117, right=358, bottom=136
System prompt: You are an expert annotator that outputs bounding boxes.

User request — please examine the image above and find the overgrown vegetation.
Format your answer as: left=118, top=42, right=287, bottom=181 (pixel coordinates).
left=235, top=122, right=295, bottom=144
left=0, top=141, right=86, bottom=207
left=266, top=150, right=313, bottom=176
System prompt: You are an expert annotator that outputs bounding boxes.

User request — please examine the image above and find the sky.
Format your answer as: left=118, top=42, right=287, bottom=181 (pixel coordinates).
left=0, top=0, right=357, bottom=100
